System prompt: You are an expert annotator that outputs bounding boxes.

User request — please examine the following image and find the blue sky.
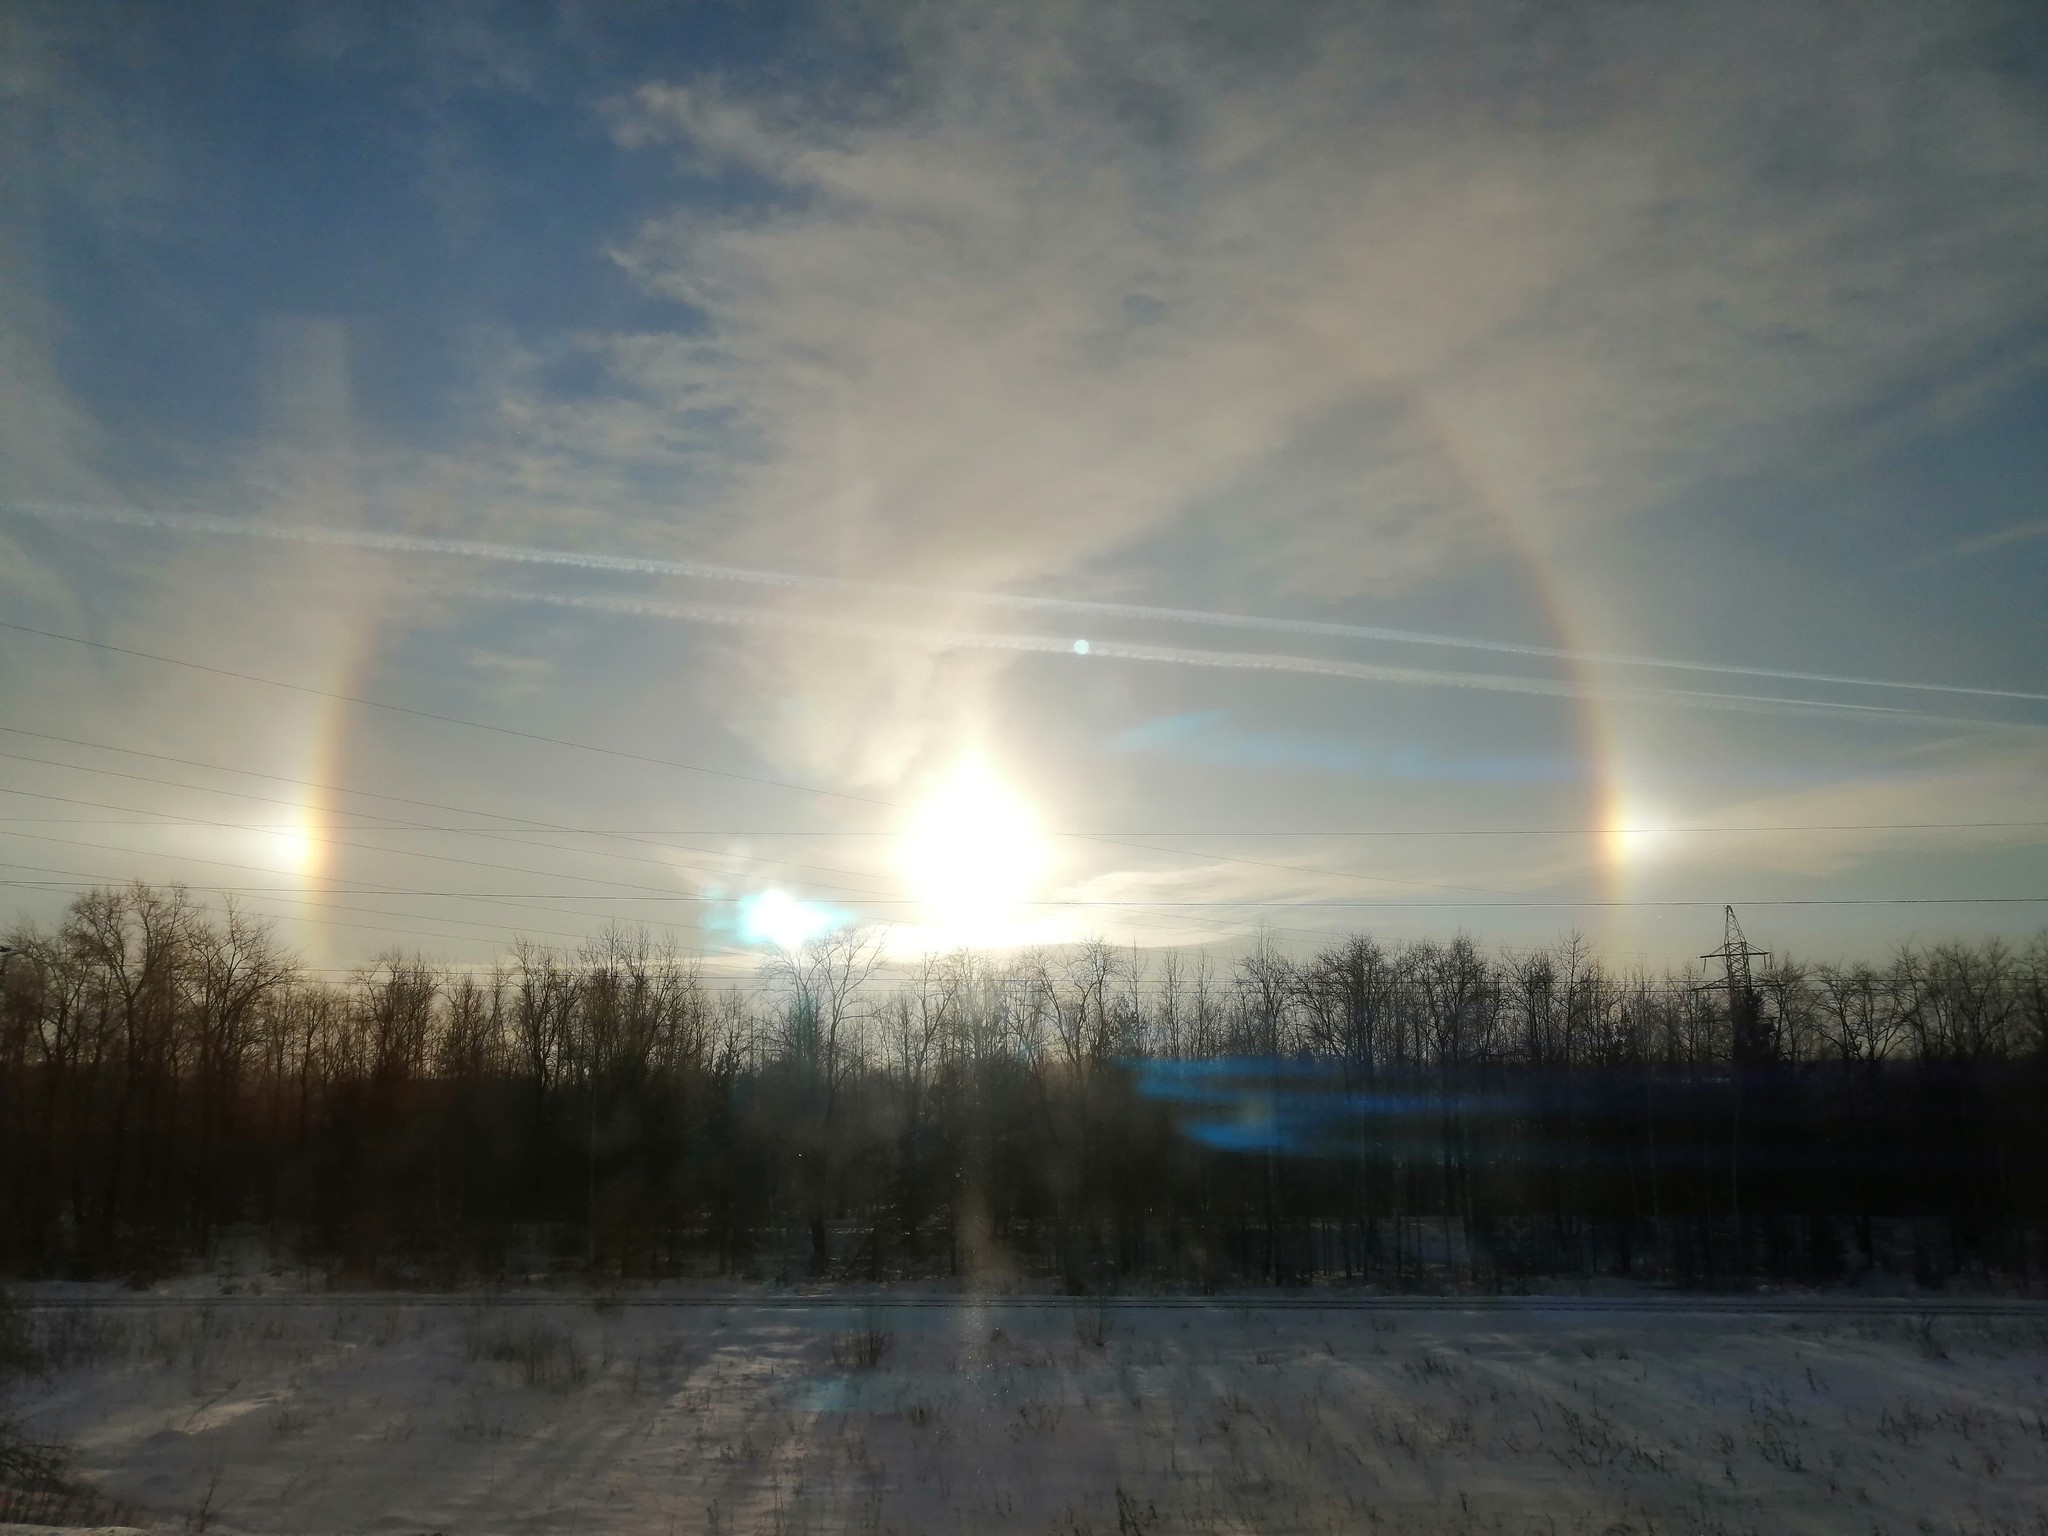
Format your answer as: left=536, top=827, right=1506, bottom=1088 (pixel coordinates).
left=2, top=0, right=2044, bottom=971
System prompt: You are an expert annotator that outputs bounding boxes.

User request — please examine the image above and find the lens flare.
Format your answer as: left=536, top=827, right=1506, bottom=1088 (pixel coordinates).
left=740, top=888, right=841, bottom=951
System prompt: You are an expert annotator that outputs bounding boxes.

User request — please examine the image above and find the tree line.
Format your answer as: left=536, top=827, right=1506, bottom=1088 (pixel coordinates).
left=2, top=883, right=2044, bottom=1290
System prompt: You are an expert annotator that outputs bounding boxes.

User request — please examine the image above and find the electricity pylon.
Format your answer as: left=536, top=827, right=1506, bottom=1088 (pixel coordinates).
left=1700, top=906, right=1773, bottom=1239
left=1700, top=905, right=1769, bottom=1029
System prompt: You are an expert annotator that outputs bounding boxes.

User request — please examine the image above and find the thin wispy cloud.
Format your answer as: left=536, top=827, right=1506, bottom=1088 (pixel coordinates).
left=594, top=5, right=2048, bottom=583
left=431, top=580, right=1971, bottom=726
left=1938, top=521, right=2048, bottom=562
left=17, top=505, right=2044, bottom=709
left=0, top=1, right=2042, bottom=963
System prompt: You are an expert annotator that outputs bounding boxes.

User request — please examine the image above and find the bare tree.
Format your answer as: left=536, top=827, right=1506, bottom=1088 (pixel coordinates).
left=763, top=926, right=886, bottom=1275
left=6, top=882, right=2048, bottom=1292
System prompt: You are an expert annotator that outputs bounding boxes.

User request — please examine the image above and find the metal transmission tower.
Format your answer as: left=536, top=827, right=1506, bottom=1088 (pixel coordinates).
left=1701, top=906, right=1774, bottom=1244
left=1700, top=905, right=1772, bottom=1059
left=1702, top=906, right=1767, bottom=1010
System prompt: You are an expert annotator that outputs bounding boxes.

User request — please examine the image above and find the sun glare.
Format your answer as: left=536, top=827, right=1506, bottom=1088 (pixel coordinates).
left=901, top=757, right=1049, bottom=946
left=1607, top=805, right=1672, bottom=867
left=267, top=813, right=320, bottom=880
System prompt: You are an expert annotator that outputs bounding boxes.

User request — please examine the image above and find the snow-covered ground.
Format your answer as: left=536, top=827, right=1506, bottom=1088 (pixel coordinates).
left=6, top=1291, right=2047, bottom=1534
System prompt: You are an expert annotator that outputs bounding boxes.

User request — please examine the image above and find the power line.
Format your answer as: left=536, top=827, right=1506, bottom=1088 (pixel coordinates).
left=14, top=622, right=2035, bottom=917
left=0, top=723, right=1524, bottom=903
left=0, top=627, right=1710, bottom=904
left=5, top=878, right=2039, bottom=908
left=7, top=817, right=2041, bottom=835
left=0, top=731, right=938, bottom=900
left=1070, top=823, right=2048, bottom=837
left=6, top=628, right=2040, bottom=946
left=0, top=849, right=610, bottom=944
left=0, top=766, right=1415, bottom=905
left=12, top=753, right=2041, bottom=930
left=0, top=773, right=1271, bottom=949
left=0, top=620, right=891, bottom=806
left=0, top=862, right=605, bottom=949
left=1, top=769, right=1509, bottom=902
left=0, top=775, right=915, bottom=906
left=0, top=767, right=1256, bottom=946
left=5, top=726, right=2034, bottom=848
left=6, top=761, right=2037, bottom=917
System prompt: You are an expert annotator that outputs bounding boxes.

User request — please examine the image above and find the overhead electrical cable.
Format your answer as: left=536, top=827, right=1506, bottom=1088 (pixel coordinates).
left=6, top=625, right=2037, bottom=945
left=0, top=773, right=919, bottom=905
left=7, top=818, right=2039, bottom=836
left=0, top=716, right=1517, bottom=901
left=0, top=620, right=894, bottom=806
left=4, top=873, right=2037, bottom=908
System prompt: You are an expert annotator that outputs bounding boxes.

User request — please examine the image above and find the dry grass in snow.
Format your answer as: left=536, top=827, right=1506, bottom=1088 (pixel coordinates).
left=2, top=1295, right=2046, bottom=1534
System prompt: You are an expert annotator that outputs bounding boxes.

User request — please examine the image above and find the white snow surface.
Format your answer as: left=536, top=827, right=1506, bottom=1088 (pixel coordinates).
left=6, top=1290, right=2047, bottom=1534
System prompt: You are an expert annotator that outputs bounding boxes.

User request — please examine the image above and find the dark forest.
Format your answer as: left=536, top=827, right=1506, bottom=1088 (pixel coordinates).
left=3, top=884, right=2043, bottom=1291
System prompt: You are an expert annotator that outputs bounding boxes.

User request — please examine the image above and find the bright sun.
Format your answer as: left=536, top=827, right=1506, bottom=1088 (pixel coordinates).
left=900, top=757, right=1049, bottom=944
left=1606, top=802, right=1673, bottom=869
left=218, top=804, right=320, bottom=883
left=270, top=815, right=320, bottom=880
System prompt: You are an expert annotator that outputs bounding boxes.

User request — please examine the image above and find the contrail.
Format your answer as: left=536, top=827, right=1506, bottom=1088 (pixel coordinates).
left=15, top=501, right=2047, bottom=706
left=441, top=581, right=1950, bottom=725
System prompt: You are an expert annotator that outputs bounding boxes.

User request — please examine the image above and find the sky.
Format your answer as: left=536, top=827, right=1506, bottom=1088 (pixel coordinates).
left=2, top=0, right=2044, bottom=976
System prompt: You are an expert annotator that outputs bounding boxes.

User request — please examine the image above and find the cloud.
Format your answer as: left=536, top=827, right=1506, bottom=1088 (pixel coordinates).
left=31, top=3, right=2040, bottom=785
left=3, top=3, right=2042, bottom=961
left=19, top=507, right=2048, bottom=737
left=1938, top=520, right=2048, bottom=562
left=1660, top=734, right=2048, bottom=880
left=25, top=502, right=2048, bottom=706
left=571, top=1, right=2048, bottom=775
left=600, top=3, right=2048, bottom=579
left=1116, top=712, right=1586, bottom=783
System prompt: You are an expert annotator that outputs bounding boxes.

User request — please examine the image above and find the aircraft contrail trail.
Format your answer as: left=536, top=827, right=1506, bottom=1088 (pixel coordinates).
left=439, top=581, right=1949, bottom=725
left=14, top=502, right=2046, bottom=706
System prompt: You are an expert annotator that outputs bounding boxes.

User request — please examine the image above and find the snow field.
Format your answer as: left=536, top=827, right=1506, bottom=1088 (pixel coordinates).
left=6, top=1297, right=2048, bottom=1534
